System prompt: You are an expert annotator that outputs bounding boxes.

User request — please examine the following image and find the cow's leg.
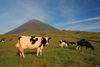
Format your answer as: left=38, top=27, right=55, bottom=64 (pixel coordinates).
left=18, top=48, right=22, bottom=57
left=20, top=53, right=22, bottom=57
left=86, top=46, right=87, bottom=49
left=90, top=45, right=94, bottom=50
left=79, top=46, right=80, bottom=50
left=40, top=49, right=42, bottom=55
left=40, top=45, right=43, bottom=55
left=65, top=43, right=68, bottom=48
left=20, top=48, right=25, bottom=58
left=76, top=46, right=79, bottom=50
left=18, top=49, right=22, bottom=57
left=22, top=49, right=25, bottom=58
left=76, top=46, right=80, bottom=50
left=37, top=48, right=40, bottom=56
left=60, top=44, right=63, bottom=48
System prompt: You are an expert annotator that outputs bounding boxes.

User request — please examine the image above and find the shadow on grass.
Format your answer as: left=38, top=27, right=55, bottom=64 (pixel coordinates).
left=56, top=46, right=76, bottom=50
left=56, top=46, right=68, bottom=49
left=16, top=52, right=36, bottom=56
left=68, top=47, right=75, bottom=49
left=56, top=47, right=61, bottom=48
left=25, top=52, right=36, bottom=55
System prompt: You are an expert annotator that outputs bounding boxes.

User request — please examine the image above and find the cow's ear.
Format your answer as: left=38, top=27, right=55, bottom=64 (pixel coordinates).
left=36, top=38, right=38, bottom=41
left=42, top=37, right=44, bottom=40
left=49, top=37, right=51, bottom=40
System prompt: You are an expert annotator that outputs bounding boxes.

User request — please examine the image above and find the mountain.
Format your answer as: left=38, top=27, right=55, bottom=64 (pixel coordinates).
left=5, top=19, right=59, bottom=34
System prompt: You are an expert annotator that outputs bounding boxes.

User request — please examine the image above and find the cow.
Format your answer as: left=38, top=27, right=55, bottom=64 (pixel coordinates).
left=0, top=38, right=5, bottom=42
left=15, top=36, right=51, bottom=58
left=76, top=39, right=94, bottom=50
left=59, top=40, right=68, bottom=48
left=68, top=42, right=76, bottom=45
left=10, top=38, right=14, bottom=41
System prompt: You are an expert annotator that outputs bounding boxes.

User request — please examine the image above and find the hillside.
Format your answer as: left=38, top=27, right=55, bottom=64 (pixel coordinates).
left=0, top=31, right=100, bottom=67
left=5, top=19, right=59, bottom=34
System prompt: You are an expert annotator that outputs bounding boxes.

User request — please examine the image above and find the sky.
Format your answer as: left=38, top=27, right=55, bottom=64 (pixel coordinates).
left=0, top=0, right=100, bottom=34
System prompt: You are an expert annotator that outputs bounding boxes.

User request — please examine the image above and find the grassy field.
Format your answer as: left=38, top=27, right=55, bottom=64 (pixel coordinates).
left=0, top=31, right=100, bottom=67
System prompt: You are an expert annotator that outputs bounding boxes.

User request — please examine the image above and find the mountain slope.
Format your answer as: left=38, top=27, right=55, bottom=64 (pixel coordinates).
left=5, top=19, right=59, bottom=34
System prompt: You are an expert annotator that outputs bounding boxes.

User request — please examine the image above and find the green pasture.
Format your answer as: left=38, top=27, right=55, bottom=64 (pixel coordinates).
left=0, top=31, right=100, bottom=67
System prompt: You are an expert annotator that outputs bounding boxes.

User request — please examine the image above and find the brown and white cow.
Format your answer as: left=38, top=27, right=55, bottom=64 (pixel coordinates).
left=15, top=36, right=51, bottom=58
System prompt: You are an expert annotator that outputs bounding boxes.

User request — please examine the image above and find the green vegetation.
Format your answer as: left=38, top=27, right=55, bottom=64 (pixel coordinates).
left=0, top=30, right=100, bottom=67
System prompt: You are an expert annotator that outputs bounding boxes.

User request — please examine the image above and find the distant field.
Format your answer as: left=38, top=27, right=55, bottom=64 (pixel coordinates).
left=0, top=31, right=100, bottom=67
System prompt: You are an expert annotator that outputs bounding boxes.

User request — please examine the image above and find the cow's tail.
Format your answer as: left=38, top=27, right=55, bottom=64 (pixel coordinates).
left=18, top=37, right=21, bottom=46
left=18, top=37, right=22, bottom=52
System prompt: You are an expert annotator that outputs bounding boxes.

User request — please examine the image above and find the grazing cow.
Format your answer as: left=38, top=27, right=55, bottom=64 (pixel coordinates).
left=0, top=38, right=5, bottom=42
left=15, top=36, right=51, bottom=58
left=76, top=39, right=94, bottom=50
left=68, top=42, right=76, bottom=45
left=10, top=38, right=14, bottom=41
left=59, top=40, right=68, bottom=48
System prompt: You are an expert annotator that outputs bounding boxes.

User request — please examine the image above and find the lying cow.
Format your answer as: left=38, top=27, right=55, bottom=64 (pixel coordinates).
left=15, top=36, right=51, bottom=58
left=59, top=40, right=68, bottom=48
left=76, top=39, right=94, bottom=50
left=0, top=38, right=5, bottom=42
left=68, top=42, right=76, bottom=45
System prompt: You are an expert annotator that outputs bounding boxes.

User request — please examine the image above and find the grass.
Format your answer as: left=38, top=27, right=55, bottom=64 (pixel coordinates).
left=0, top=31, right=100, bottom=67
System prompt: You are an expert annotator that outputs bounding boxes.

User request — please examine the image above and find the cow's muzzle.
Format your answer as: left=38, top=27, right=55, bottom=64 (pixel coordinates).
left=46, top=44, right=49, bottom=45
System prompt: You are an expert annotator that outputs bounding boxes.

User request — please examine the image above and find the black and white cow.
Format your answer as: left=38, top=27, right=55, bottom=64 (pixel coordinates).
left=15, top=36, right=51, bottom=58
left=0, top=38, right=5, bottom=42
left=59, top=40, right=68, bottom=48
left=76, top=39, right=94, bottom=50
left=68, top=42, right=76, bottom=45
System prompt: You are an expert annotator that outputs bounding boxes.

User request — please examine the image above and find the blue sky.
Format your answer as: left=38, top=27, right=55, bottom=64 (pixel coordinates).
left=0, top=0, right=100, bottom=34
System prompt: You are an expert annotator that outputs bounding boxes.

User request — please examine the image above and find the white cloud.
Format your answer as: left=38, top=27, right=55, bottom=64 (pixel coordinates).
left=54, top=17, right=100, bottom=27
left=63, top=17, right=100, bottom=26
left=65, top=23, right=100, bottom=31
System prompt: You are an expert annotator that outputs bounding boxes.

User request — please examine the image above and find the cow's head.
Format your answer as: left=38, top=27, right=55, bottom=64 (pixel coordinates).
left=45, top=37, right=51, bottom=45
left=42, top=37, right=51, bottom=46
